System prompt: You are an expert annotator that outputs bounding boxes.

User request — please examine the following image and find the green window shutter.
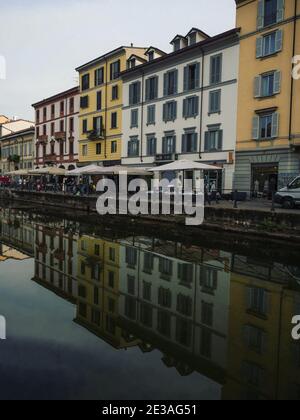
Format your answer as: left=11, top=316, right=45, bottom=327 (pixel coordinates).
left=195, top=96, right=199, bottom=116
left=137, top=82, right=141, bottom=103
left=183, top=98, right=187, bottom=118
left=256, top=37, right=263, bottom=58
left=252, top=116, right=260, bottom=140
left=192, top=133, right=198, bottom=152
left=257, top=0, right=265, bottom=29
left=163, top=104, right=167, bottom=122
left=129, top=85, right=133, bottom=105
left=174, top=70, right=178, bottom=94
left=184, top=66, right=189, bottom=91
left=145, top=79, right=150, bottom=101
left=209, top=92, right=213, bottom=113
left=154, top=77, right=158, bottom=98
left=273, top=71, right=281, bottom=94
left=163, top=73, right=168, bottom=96
left=173, top=102, right=177, bottom=120
left=275, top=29, right=283, bottom=52
left=195, top=63, right=201, bottom=89
left=254, top=76, right=261, bottom=98
left=218, top=130, right=223, bottom=150
left=277, top=0, right=285, bottom=22
left=162, top=137, right=166, bottom=154
left=182, top=134, right=187, bottom=153
left=204, top=132, right=210, bottom=151
left=271, top=113, right=279, bottom=138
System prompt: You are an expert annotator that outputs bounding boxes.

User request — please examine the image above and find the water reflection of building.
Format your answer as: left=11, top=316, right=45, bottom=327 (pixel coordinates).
left=223, top=255, right=300, bottom=401
left=33, top=220, right=78, bottom=302
left=75, top=235, right=138, bottom=349
left=0, top=208, right=34, bottom=258
left=118, top=237, right=231, bottom=381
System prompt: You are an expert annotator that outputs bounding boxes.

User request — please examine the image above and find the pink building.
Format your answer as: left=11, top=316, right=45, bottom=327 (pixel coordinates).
left=32, top=87, right=79, bottom=170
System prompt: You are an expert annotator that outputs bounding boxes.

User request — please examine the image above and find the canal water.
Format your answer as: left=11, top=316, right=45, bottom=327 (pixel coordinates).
left=0, top=206, right=299, bottom=400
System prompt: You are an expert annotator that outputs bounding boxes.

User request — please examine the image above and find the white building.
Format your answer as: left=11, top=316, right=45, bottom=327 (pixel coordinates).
left=121, top=28, right=240, bottom=192
left=32, top=87, right=80, bottom=170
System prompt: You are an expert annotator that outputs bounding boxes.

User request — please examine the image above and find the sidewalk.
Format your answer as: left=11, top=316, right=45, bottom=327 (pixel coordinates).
left=208, top=198, right=299, bottom=215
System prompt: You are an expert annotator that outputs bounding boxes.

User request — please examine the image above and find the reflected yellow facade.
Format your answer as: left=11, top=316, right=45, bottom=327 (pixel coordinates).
left=75, top=235, right=137, bottom=349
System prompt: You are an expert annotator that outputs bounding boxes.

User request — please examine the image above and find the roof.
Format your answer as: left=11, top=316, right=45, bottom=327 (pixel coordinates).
left=128, top=54, right=147, bottom=63
left=186, top=27, right=210, bottom=39
left=121, top=27, right=240, bottom=78
left=145, top=46, right=167, bottom=56
left=0, top=126, right=35, bottom=141
left=75, top=46, right=147, bottom=72
left=170, top=34, right=187, bottom=44
left=32, top=86, right=79, bottom=108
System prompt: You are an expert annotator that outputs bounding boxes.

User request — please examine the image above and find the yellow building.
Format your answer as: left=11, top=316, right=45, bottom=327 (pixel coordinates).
left=76, top=46, right=147, bottom=166
left=75, top=235, right=137, bottom=349
left=0, top=126, right=35, bottom=174
left=235, top=0, right=300, bottom=195
left=223, top=255, right=300, bottom=400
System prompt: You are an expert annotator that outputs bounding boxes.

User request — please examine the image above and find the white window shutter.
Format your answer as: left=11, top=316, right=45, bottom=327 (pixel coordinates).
left=257, top=0, right=265, bottom=29
left=271, top=113, right=279, bottom=138
left=273, top=71, right=281, bottom=94
left=254, top=76, right=261, bottom=98
left=275, top=29, right=283, bottom=52
left=256, top=37, right=263, bottom=58
left=252, top=116, right=260, bottom=140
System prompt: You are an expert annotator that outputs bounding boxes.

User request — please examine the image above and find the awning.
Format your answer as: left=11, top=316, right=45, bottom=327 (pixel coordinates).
left=148, top=160, right=221, bottom=172
left=6, top=169, right=29, bottom=176
left=29, top=167, right=66, bottom=176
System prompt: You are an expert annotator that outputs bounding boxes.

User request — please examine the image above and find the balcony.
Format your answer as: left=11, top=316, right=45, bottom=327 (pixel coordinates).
left=37, top=135, right=48, bottom=144
left=54, top=131, right=66, bottom=141
left=88, top=129, right=105, bottom=141
left=45, top=154, right=57, bottom=164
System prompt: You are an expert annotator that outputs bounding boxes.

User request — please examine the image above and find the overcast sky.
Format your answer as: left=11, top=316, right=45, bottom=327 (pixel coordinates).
left=0, top=0, right=236, bottom=121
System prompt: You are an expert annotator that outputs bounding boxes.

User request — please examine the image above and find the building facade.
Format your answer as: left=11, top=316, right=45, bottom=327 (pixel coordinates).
left=75, top=46, right=147, bottom=167
left=121, top=28, right=240, bottom=192
left=32, top=87, right=79, bottom=170
left=0, top=126, right=35, bottom=174
left=235, top=0, right=300, bottom=195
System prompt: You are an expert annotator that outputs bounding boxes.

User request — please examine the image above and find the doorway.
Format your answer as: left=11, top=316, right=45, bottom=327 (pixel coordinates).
left=251, top=163, right=278, bottom=197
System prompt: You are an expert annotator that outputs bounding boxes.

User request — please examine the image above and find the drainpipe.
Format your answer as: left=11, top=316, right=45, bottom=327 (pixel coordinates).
left=140, top=71, right=145, bottom=164
left=199, top=47, right=205, bottom=159
left=289, top=0, right=297, bottom=142
left=104, top=57, right=108, bottom=161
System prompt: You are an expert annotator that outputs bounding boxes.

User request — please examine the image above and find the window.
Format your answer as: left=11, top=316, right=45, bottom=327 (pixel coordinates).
left=91, top=309, right=101, bottom=326
left=163, top=101, right=177, bottom=122
left=129, top=82, right=141, bottom=105
left=189, top=33, right=197, bottom=45
left=176, top=318, right=192, bottom=347
left=147, top=136, right=157, bottom=156
left=202, top=302, right=213, bottom=326
left=210, top=54, right=222, bottom=85
left=143, top=282, right=152, bottom=301
left=147, top=105, right=156, bottom=125
left=94, top=287, right=99, bottom=305
left=125, top=297, right=137, bottom=320
left=128, top=137, right=139, bottom=157
left=183, top=96, right=199, bottom=118
left=163, top=70, right=178, bottom=96
left=82, top=144, right=88, bottom=156
left=204, top=128, right=223, bottom=152
left=69, top=117, right=74, bottom=132
left=254, top=71, right=281, bottom=97
left=178, top=263, right=193, bottom=285
left=80, top=96, right=89, bottom=109
left=173, top=39, right=181, bottom=52
left=209, top=90, right=221, bottom=114
left=182, top=132, right=198, bottom=153
left=43, top=125, right=47, bottom=135
left=140, top=304, right=153, bottom=328
left=247, top=287, right=268, bottom=316
left=127, top=275, right=135, bottom=295
left=82, top=119, right=88, bottom=133
left=95, top=67, right=104, bottom=86
left=111, top=141, right=117, bottom=154
left=145, top=76, right=158, bottom=101
left=36, top=110, right=40, bottom=123
left=158, top=287, right=172, bottom=308
left=253, top=113, right=279, bottom=140
left=162, top=135, right=176, bottom=154
left=157, top=311, right=171, bottom=337
left=51, top=104, right=55, bottom=119
left=96, top=91, right=102, bottom=110
left=177, top=294, right=192, bottom=317
left=159, top=258, right=173, bottom=277
left=112, top=85, right=119, bottom=100
left=131, top=109, right=138, bottom=128
left=111, top=112, right=118, bottom=129
left=94, top=244, right=100, bottom=256
left=82, top=74, right=90, bottom=91
left=51, top=123, right=55, bottom=136
left=201, top=328, right=212, bottom=358
left=242, top=361, right=264, bottom=387
left=110, top=60, right=120, bottom=80
left=148, top=51, right=155, bottom=62
left=96, top=143, right=102, bottom=155
left=257, top=0, right=284, bottom=28
left=184, top=63, right=200, bottom=91
left=109, top=247, right=115, bottom=261
left=200, top=266, right=218, bottom=292
left=93, top=116, right=103, bottom=134
left=60, top=120, right=64, bottom=132
left=108, top=271, right=115, bottom=288
left=69, top=97, right=74, bottom=113
left=256, top=30, right=282, bottom=58
left=78, top=285, right=87, bottom=298
left=126, top=247, right=138, bottom=266
left=244, top=325, right=266, bottom=354
left=60, top=101, right=64, bottom=116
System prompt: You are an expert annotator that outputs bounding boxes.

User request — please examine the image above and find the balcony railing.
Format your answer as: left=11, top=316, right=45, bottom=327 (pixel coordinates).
left=37, top=135, right=48, bottom=143
left=88, top=128, right=105, bottom=140
left=54, top=131, right=66, bottom=141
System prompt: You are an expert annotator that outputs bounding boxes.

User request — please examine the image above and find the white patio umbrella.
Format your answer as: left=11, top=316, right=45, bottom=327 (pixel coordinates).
left=66, top=164, right=102, bottom=176
left=29, top=167, right=66, bottom=176
left=148, top=160, right=221, bottom=172
left=83, top=165, right=153, bottom=176
left=6, top=169, right=29, bottom=176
